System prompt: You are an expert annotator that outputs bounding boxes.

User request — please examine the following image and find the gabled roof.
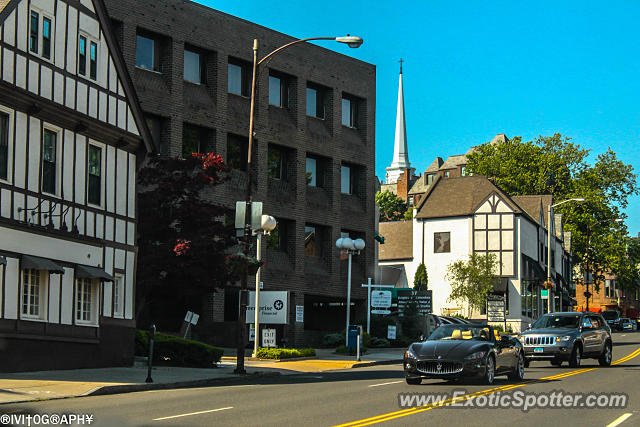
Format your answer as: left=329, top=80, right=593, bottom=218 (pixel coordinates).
left=415, top=175, right=523, bottom=219
left=378, top=221, right=413, bottom=260
left=407, top=174, right=428, bottom=195
left=510, top=195, right=553, bottom=227
left=425, top=157, right=444, bottom=173
left=440, top=154, right=468, bottom=170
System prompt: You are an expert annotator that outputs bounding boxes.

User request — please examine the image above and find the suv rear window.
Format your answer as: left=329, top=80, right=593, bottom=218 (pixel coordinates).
left=601, top=311, right=619, bottom=320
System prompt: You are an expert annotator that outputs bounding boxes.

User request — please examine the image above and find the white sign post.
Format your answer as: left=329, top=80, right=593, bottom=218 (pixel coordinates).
left=262, top=328, right=276, bottom=348
left=183, top=311, right=199, bottom=338
left=361, top=280, right=395, bottom=333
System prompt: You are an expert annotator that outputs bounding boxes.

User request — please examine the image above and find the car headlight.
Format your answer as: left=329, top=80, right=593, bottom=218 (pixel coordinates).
left=464, top=351, right=486, bottom=360
left=404, top=347, right=417, bottom=359
left=555, top=336, right=572, bottom=342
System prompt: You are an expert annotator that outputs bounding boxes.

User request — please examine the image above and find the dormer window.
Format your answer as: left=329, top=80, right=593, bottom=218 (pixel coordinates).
left=79, top=35, right=99, bottom=80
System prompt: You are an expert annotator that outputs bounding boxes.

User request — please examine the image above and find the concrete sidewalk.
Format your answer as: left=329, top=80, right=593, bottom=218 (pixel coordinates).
left=0, top=364, right=281, bottom=405
left=0, top=348, right=404, bottom=405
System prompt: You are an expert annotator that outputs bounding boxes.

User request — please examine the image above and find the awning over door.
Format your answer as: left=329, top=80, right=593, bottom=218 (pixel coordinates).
left=21, top=255, right=65, bottom=274
left=491, top=277, right=509, bottom=293
left=76, top=265, right=114, bottom=281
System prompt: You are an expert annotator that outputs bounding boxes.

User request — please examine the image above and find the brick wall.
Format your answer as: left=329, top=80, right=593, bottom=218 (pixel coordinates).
left=104, top=0, right=377, bottom=345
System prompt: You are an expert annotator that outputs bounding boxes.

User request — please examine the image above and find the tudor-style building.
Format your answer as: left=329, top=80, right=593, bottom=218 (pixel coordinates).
left=0, top=0, right=152, bottom=371
left=379, top=175, right=574, bottom=332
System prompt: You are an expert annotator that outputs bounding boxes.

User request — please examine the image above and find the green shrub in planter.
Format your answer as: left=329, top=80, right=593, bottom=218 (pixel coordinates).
left=369, top=336, right=391, bottom=348
left=255, top=348, right=316, bottom=359
left=321, top=333, right=345, bottom=348
left=335, top=345, right=368, bottom=355
left=134, top=330, right=223, bottom=367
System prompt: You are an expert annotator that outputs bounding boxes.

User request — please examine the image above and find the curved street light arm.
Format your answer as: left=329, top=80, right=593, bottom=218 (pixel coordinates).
left=258, top=37, right=337, bottom=65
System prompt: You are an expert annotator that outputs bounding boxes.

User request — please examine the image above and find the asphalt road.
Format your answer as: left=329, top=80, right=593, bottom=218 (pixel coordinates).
left=2, top=332, right=639, bottom=427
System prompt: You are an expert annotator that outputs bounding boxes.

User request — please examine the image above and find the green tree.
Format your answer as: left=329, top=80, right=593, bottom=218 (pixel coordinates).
left=404, top=207, right=414, bottom=220
left=446, top=253, right=499, bottom=316
left=413, top=263, right=428, bottom=291
left=466, top=134, right=639, bottom=292
left=376, top=191, right=408, bottom=221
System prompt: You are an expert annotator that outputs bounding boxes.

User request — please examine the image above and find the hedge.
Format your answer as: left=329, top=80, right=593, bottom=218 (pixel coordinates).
left=255, top=347, right=316, bottom=359
left=135, top=330, right=223, bottom=368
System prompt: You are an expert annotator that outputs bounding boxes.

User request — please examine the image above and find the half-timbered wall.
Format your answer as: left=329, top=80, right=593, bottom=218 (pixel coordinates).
left=0, top=0, right=139, bottom=135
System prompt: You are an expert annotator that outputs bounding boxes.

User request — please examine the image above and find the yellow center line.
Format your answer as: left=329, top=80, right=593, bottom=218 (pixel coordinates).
left=334, top=345, right=640, bottom=427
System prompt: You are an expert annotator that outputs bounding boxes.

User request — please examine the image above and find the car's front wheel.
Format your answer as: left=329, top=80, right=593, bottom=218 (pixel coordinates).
left=406, top=376, right=422, bottom=385
left=551, top=359, right=563, bottom=367
left=599, top=341, right=612, bottom=367
left=569, top=345, right=582, bottom=368
left=508, top=353, right=525, bottom=381
left=483, top=355, right=495, bottom=385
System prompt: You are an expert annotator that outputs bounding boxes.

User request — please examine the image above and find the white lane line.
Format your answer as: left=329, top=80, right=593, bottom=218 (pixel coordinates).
left=368, top=380, right=404, bottom=388
left=607, top=413, right=633, bottom=427
left=153, top=406, right=233, bottom=421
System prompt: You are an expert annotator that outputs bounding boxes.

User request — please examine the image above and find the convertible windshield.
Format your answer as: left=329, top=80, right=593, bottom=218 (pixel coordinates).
left=428, top=325, right=493, bottom=341
left=533, top=315, right=580, bottom=329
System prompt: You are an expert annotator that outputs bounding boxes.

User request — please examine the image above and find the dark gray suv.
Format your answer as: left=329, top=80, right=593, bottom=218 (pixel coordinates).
left=518, top=312, right=612, bottom=368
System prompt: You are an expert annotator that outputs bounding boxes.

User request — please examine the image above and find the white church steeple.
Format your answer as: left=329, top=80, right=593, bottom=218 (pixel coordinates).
left=385, top=59, right=414, bottom=184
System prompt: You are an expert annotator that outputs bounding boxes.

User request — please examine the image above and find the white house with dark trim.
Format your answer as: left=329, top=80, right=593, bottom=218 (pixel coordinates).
left=378, top=175, right=573, bottom=332
left=0, top=0, right=152, bottom=371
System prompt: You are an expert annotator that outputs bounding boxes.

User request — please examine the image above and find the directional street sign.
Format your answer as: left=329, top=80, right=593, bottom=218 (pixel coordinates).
left=371, top=309, right=391, bottom=315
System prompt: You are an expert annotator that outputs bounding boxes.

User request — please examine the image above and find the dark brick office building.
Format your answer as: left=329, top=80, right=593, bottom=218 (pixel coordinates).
left=104, top=0, right=376, bottom=346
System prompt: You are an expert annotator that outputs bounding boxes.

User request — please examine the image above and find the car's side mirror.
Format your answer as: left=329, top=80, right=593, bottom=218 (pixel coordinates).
left=419, top=334, right=426, bottom=342
left=527, top=323, right=532, bottom=330
left=500, top=335, right=510, bottom=344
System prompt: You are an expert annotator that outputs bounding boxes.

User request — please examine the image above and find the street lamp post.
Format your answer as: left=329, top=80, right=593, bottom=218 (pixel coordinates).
left=336, top=237, right=365, bottom=345
left=584, top=218, right=622, bottom=311
left=235, top=35, right=363, bottom=375
left=253, top=215, right=277, bottom=358
left=546, top=198, right=584, bottom=313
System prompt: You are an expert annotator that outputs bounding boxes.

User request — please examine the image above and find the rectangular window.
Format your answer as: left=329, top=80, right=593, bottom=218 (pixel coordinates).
left=408, top=196, right=414, bottom=207
left=78, top=36, right=87, bottom=76
left=30, top=11, right=39, bottom=53
left=0, top=112, right=9, bottom=181
left=227, top=134, right=248, bottom=171
left=461, top=166, right=467, bottom=176
left=228, top=60, right=249, bottom=96
left=434, top=232, right=451, bottom=253
left=444, top=171, right=450, bottom=178
left=184, top=49, right=203, bottom=84
left=182, top=124, right=208, bottom=158
left=76, top=278, right=95, bottom=324
left=87, top=145, right=102, bottom=205
left=604, top=279, right=610, bottom=298
left=342, top=97, right=357, bottom=127
left=266, top=219, right=287, bottom=252
left=305, top=225, right=317, bottom=257
left=90, top=41, right=98, bottom=80
left=306, top=157, right=317, bottom=187
left=269, top=74, right=288, bottom=108
left=306, top=85, right=325, bottom=119
left=42, top=17, right=51, bottom=59
left=113, top=274, right=124, bottom=317
left=267, top=146, right=284, bottom=180
left=426, top=174, right=435, bottom=185
left=146, top=115, right=164, bottom=154
left=22, top=269, right=41, bottom=318
left=341, top=165, right=352, bottom=194
left=136, top=35, right=156, bottom=71
left=41, top=129, right=57, bottom=194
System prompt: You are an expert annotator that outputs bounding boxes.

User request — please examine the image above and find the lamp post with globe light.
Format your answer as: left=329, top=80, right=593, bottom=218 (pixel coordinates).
left=252, top=215, right=277, bottom=358
left=336, top=237, right=365, bottom=344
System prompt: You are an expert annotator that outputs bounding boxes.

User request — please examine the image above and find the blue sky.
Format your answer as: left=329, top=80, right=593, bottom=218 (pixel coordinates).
left=199, top=0, right=640, bottom=236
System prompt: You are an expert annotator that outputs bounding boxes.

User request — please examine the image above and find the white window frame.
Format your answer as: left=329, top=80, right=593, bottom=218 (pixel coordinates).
left=75, top=277, right=99, bottom=326
left=113, top=273, right=124, bottom=318
left=0, top=105, right=14, bottom=185
left=29, top=7, right=55, bottom=63
left=40, top=124, right=63, bottom=198
left=341, top=164, right=352, bottom=195
left=20, top=268, right=48, bottom=321
left=86, top=140, right=106, bottom=208
left=77, top=32, right=100, bottom=82
left=184, top=49, right=203, bottom=84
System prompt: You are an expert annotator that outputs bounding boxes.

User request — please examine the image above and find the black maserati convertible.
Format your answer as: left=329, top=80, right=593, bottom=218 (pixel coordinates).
left=403, top=324, right=525, bottom=385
